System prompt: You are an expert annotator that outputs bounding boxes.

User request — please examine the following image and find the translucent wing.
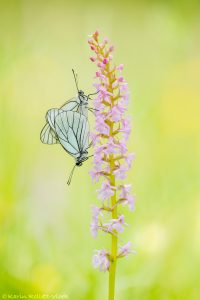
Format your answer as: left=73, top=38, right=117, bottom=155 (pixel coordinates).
left=54, top=111, right=89, bottom=158
left=40, top=123, right=58, bottom=144
left=61, top=97, right=80, bottom=112
left=46, top=108, right=60, bottom=131
left=61, top=97, right=88, bottom=117
left=40, top=95, right=88, bottom=147
left=40, top=108, right=60, bottom=144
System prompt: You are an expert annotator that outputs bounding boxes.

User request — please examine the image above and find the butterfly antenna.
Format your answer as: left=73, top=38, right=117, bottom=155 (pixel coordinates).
left=72, top=69, right=79, bottom=93
left=87, top=90, right=100, bottom=101
left=67, top=164, right=76, bottom=185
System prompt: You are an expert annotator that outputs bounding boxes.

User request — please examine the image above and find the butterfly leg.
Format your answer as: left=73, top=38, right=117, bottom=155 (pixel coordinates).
left=87, top=90, right=99, bottom=100
left=88, top=107, right=99, bottom=115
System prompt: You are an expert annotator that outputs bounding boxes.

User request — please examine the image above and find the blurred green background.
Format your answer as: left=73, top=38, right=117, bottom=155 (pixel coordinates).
left=0, top=0, right=200, bottom=299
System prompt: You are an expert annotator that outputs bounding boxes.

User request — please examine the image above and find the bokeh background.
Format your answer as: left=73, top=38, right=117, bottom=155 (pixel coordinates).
left=0, top=0, right=200, bottom=299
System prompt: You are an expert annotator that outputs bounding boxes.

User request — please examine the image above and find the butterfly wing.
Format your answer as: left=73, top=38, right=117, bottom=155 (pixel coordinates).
left=76, top=112, right=89, bottom=151
left=67, top=111, right=90, bottom=152
left=41, top=95, right=89, bottom=147
left=46, top=108, right=60, bottom=131
left=54, top=111, right=80, bottom=157
left=61, top=97, right=88, bottom=117
left=40, top=123, right=58, bottom=144
left=54, top=111, right=89, bottom=158
left=61, top=97, right=80, bottom=112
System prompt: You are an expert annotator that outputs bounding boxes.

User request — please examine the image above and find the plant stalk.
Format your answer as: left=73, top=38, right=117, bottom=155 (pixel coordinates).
left=108, top=157, right=118, bottom=300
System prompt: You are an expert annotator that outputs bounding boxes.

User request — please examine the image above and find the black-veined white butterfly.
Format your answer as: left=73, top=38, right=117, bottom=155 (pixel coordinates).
left=40, top=109, right=92, bottom=185
left=55, top=111, right=90, bottom=164
left=40, top=69, right=98, bottom=145
left=40, top=70, right=97, bottom=184
left=54, top=110, right=91, bottom=184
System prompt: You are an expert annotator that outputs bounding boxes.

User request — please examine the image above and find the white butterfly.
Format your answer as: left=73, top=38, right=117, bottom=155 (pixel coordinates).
left=55, top=110, right=90, bottom=167
left=40, top=70, right=97, bottom=144
left=40, top=108, right=91, bottom=184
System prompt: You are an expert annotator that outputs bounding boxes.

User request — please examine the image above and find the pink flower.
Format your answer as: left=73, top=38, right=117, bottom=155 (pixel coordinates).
left=90, top=132, right=101, bottom=146
left=97, top=62, right=105, bottom=69
left=95, top=72, right=106, bottom=81
left=90, top=169, right=101, bottom=182
left=113, top=165, right=128, bottom=180
left=93, top=146, right=104, bottom=163
left=109, top=215, right=127, bottom=233
left=125, top=152, right=135, bottom=168
left=119, top=184, right=132, bottom=198
left=99, top=86, right=113, bottom=98
left=92, top=206, right=102, bottom=220
left=121, top=92, right=129, bottom=106
left=90, top=221, right=98, bottom=238
left=116, top=64, right=124, bottom=71
left=118, top=76, right=124, bottom=82
left=95, top=116, right=109, bottom=135
left=109, top=54, right=113, bottom=60
left=103, top=137, right=119, bottom=155
left=93, top=250, right=110, bottom=272
left=90, top=206, right=103, bottom=237
left=125, top=194, right=135, bottom=211
left=109, top=45, right=114, bottom=52
left=119, top=82, right=128, bottom=92
left=118, top=242, right=136, bottom=258
left=109, top=105, right=126, bottom=122
left=97, top=181, right=115, bottom=201
left=88, top=38, right=93, bottom=44
left=117, top=140, right=128, bottom=155
left=103, top=58, right=109, bottom=64
left=93, top=30, right=99, bottom=40
left=119, top=185, right=135, bottom=211
left=93, top=97, right=105, bottom=111
left=119, top=118, right=131, bottom=140
left=90, top=56, right=96, bottom=62
left=90, top=45, right=96, bottom=51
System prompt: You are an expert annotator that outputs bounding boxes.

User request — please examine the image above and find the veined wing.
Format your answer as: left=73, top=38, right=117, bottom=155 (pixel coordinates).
left=54, top=111, right=89, bottom=157
left=66, top=111, right=90, bottom=152
left=61, top=97, right=80, bottom=112
left=40, top=108, right=60, bottom=144
left=40, top=97, right=81, bottom=146
left=40, top=123, right=58, bottom=144
left=77, top=112, right=89, bottom=151
left=46, top=108, right=60, bottom=131
left=61, top=97, right=88, bottom=117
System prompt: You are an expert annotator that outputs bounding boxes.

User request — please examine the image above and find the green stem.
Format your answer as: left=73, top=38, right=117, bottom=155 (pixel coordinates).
left=109, top=160, right=118, bottom=300
left=109, top=228, right=118, bottom=300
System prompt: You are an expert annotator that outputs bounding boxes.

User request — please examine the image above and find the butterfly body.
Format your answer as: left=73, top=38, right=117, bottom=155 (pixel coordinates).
left=75, top=151, right=89, bottom=166
left=61, top=90, right=89, bottom=117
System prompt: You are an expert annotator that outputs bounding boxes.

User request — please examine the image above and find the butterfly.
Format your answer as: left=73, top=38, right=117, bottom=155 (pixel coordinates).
left=41, top=109, right=91, bottom=184
left=40, top=69, right=98, bottom=145
left=40, top=70, right=95, bottom=184
left=54, top=110, right=91, bottom=184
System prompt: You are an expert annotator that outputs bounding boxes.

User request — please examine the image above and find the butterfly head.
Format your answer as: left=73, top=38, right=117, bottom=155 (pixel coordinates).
left=76, top=151, right=88, bottom=166
left=78, top=90, right=84, bottom=96
left=78, top=90, right=88, bottom=105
